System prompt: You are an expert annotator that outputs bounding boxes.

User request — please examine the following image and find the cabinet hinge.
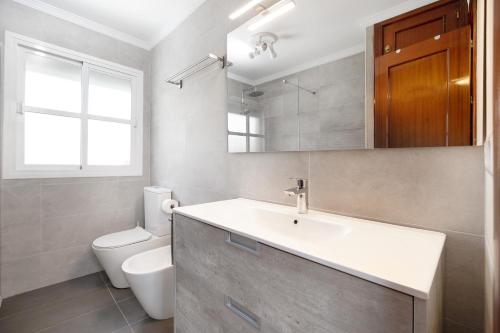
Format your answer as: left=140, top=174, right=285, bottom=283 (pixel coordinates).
left=456, top=9, right=460, bottom=19
left=470, top=39, right=474, bottom=48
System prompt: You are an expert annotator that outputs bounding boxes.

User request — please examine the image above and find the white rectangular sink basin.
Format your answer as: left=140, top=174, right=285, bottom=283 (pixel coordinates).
left=251, top=207, right=351, bottom=250
left=174, top=198, right=445, bottom=299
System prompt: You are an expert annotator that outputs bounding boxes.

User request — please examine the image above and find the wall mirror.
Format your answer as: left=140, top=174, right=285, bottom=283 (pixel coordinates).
left=226, top=0, right=484, bottom=152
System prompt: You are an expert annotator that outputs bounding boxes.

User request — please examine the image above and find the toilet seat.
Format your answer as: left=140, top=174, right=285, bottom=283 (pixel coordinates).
left=93, top=227, right=152, bottom=249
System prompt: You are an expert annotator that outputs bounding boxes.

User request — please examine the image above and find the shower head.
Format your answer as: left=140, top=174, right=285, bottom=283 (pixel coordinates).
left=244, top=86, right=264, bottom=97
left=247, top=90, right=264, bottom=97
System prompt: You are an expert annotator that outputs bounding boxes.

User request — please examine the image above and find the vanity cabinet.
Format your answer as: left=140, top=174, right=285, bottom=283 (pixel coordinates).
left=174, top=213, right=440, bottom=333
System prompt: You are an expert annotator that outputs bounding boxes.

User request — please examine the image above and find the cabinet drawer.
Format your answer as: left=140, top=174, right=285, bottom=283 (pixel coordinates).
left=174, top=213, right=414, bottom=333
left=174, top=214, right=279, bottom=333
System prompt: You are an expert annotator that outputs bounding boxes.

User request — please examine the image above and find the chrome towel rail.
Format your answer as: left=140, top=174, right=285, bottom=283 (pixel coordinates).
left=165, top=53, right=225, bottom=89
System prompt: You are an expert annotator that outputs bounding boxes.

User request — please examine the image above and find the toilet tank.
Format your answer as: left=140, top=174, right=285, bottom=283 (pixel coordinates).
left=144, top=186, right=172, bottom=237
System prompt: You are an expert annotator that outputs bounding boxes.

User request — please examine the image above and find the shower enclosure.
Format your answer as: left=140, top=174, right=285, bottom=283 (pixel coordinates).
left=227, top=75, right=321, bottom=153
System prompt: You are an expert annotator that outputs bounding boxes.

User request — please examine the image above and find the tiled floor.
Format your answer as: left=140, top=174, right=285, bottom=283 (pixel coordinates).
left=0, top=272, right=173, bottom=333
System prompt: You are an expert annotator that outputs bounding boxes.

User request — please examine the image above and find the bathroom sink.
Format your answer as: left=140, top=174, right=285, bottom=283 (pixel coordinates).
left=250, top=207, right=350, bottom=250
left=174, top=198, right=446, bottom=299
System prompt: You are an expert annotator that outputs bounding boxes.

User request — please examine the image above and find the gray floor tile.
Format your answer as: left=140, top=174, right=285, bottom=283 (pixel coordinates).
left=112, top=325, right=133, bottom=333
left=107, top=285, right=135, bottom=302
left=0, top=287, right=114, bottom=333
left=131, top=318, right=174, bottom=333
left=98, top=271, right=111, bottom=284
left=0, top=272, right=170, bottom=333
left=0, top=272, right=104, bottom=320
left=117, top=297, right=148, bottom=324
left=38, top=304, right=128, bottom=333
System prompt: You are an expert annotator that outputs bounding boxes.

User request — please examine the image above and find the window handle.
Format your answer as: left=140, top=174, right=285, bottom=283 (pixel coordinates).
left=16, top=102, right=24, bottom=115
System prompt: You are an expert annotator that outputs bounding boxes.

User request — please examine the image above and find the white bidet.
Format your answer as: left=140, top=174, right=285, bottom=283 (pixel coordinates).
left=121, top=246, right=175, bottom=320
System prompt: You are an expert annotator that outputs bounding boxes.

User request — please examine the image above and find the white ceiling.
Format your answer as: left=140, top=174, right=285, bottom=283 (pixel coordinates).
left=13, top=0, right=209, bottom=49
left=228, top=0, right=437, bottom=85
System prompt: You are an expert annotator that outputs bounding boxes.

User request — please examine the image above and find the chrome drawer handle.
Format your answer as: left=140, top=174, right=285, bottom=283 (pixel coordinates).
left=225, top=296, right=260, bottom=330
left=225, top=232, right=260, bottom=255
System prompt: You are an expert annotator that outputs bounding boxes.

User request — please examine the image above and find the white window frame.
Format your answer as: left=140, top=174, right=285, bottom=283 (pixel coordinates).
left=228, top=112, right=265, bottom=153
left=2, top=31, right=144, bottom=179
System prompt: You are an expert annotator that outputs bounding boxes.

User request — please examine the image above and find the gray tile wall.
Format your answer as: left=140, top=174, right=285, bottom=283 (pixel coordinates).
left=298, top=53, right=365, bottom=151
left=0, top=0, right=151, bottom=298
left=228, top=53, right=365, bottom=152
left=151, top=0, right=485, bottom=331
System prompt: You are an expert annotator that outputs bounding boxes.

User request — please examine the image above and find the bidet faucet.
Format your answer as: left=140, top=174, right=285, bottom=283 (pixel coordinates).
left=284, top=178, right=308, bottom=214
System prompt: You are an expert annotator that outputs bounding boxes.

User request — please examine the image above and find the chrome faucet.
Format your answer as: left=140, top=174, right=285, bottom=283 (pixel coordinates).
left=284, top=178, right=308, bottom=214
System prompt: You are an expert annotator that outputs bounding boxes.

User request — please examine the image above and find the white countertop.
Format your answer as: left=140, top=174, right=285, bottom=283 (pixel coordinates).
left=174, top=198, right=445, bottom=299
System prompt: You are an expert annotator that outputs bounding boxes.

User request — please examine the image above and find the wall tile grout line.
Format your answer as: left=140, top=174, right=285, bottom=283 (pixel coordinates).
left=307, top=152, right=312, bottom=204
left=306, top=203, right=486, bottom=238
left=1, top=243, right=107, bottom=264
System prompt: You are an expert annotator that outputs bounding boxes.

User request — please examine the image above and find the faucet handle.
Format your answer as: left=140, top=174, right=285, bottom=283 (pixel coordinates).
left=289, top=177, right=307, bottom=189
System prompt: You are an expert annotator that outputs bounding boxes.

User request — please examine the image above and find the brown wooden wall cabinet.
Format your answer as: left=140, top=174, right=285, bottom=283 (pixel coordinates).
left=374, top=0, right=469, bottom=57
left=374, top=0, right=473, bottom=148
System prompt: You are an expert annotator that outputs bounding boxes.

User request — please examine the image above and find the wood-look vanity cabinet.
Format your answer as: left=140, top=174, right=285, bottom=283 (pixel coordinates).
left=174, top=213, right=442, bottom=333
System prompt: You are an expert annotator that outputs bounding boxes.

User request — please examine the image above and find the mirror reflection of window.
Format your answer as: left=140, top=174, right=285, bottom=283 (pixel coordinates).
left=226, top=0, right=483, bottom=152
left=227, top=79, right=266, bottom=153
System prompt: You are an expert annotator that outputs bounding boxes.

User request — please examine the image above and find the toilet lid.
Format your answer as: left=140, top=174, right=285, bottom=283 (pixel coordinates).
left=93, top=227, right=152, bottom=249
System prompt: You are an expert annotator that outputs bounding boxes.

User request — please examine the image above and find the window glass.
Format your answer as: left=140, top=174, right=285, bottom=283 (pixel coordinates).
left=250, top=137, right=265, bottom=152
left=228, top=135, right=246, bottom=153
left=24, top=51, right=81, bottom=113
left=228, top=112, right=246, bottom=133
left=249, top=115, right=263, bottom=135
left=4, top=36, right=144, bottom=178
left=88, top=120, right=131, bottom=166
left=24, top=113, right=80, bottom=165
left=89, top=70, right=132, bottom=120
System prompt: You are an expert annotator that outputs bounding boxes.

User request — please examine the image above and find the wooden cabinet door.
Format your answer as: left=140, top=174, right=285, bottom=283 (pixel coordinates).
left=375, top=26, right=471, bottom=148
left=374, top=0, right=468, bottom=56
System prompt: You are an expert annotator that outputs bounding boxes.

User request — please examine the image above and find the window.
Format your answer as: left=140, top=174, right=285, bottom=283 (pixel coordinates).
left=2, top=32, right=143, bottom=178
left=227, top=112, right=265, bottom=153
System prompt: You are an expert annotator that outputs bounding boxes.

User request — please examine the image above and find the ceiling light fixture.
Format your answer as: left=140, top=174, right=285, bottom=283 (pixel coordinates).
left=229, top=0, right=264, bottom=20
left=248, top=0, right=296, bottom=31
left=248, top=32, right=279, bottom=60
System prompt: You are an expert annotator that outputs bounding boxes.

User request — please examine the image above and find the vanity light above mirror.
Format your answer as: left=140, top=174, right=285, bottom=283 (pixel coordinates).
left=229, top=0, right=296, bottom=31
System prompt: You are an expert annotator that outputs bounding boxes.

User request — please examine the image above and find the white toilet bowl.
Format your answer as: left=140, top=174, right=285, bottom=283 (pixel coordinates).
left=92, top=186, right=173, bottom=288
left=122, top=246, right=175, bottom=320
left=92, top=227, right=169, bottom=288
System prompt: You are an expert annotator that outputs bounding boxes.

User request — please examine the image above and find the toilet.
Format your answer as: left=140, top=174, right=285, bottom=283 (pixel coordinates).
left=92, top=186, right=172, bottom=288
left=122, top=246, right=175, bottom=319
